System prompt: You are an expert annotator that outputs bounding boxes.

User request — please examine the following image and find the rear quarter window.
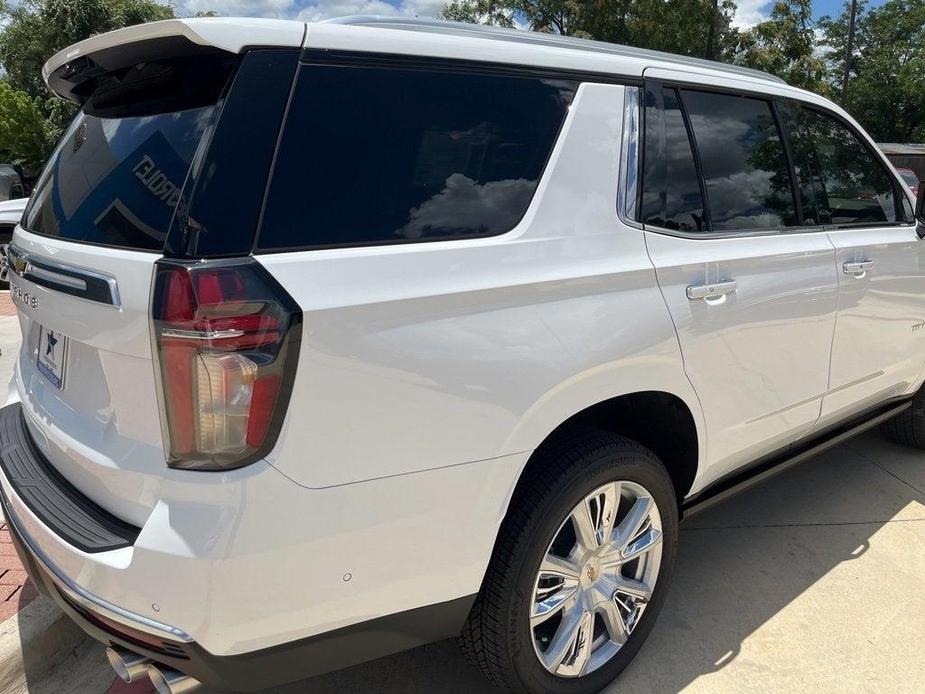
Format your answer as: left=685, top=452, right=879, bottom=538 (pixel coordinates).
left=256, top=64, right=576, bottom=251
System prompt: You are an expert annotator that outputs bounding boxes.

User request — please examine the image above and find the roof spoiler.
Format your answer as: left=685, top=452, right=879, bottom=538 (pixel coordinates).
left=43, top=18, right=306, bottom=103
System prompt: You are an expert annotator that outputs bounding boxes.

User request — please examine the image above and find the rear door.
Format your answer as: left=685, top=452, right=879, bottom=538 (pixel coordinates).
left=781, top=104, right=925, bottom=430
left=640, top=82, right=838, bottom=484
left=9, top=43, right=296, bottom=526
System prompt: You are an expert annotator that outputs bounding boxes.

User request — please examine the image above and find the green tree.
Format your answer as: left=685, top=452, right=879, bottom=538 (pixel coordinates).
left=441, top=0, right=737, bottom=55
left=731, top=0, right=826, bottom=90
left=821, top=0, right=925, bottom=142
left=0, top=81, right=50, bottom=171
left=0, top=0, right=174, bottom=99
left=441, top=0, right=515, bottom=27
left=0, top=0, right=174, bottom=171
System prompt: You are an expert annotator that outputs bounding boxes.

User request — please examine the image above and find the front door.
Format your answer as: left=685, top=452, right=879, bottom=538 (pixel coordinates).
left=782, top=105, right=925, bottom=429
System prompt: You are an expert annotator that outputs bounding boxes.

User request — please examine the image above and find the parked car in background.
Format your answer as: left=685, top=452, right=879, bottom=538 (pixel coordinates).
left=897, top=167, right=920, bottom=197
left=0, top=197, right=27, bottom=289
left=0, top=164, right=26, bottom=203
left=0, top=16, right=924, bottom=694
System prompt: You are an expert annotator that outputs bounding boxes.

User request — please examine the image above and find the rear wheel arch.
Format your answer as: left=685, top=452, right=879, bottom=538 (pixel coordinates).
left=510, top=391, right=700, bottom=510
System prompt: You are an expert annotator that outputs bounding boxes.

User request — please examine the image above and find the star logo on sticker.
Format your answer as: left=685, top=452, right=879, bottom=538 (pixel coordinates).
left=46, top=331, right=58, bottom=358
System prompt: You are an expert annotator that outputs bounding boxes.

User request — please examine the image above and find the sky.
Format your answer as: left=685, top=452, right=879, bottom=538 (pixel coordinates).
left=0, top=0, right=893, bottom=31
left=166, top=0, right=892, bottom=29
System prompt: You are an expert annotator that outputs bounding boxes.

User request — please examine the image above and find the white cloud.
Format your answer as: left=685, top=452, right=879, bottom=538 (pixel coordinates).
left=295, top=0, right=443, bottom=21
left=170, top=0, right=444, bottom=21
left=731, top=0, right=771, bottom=28
left=172, top=0, right=297, bottom=19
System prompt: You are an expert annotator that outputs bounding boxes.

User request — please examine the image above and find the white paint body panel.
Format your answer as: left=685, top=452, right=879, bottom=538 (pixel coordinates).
left=0, top=198, right=27, bottom=226
left=646, top=231, right=838, bottom=488
left=10, top=228, right=163, bottom=527
left=0, top=434, right=526, bottom=655
left=816, top=225, right=925, bottom=428
left=42, top=18, right=307, bottom=86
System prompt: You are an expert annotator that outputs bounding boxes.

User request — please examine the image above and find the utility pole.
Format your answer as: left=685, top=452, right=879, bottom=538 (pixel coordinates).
left=841, top=0, right=858, bottom=99
left=705, top=0, right=719, bottom=59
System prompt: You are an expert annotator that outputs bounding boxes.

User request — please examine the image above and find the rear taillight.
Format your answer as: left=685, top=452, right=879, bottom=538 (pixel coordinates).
left=151, top=258, right=301, bottom=470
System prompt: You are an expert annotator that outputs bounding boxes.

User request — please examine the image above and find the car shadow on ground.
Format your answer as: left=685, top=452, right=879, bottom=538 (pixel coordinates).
left=20, top=431, right=925, bottom=694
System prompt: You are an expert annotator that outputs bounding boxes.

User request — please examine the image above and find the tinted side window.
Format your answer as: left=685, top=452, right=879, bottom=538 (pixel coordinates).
left=258, top=65, right=576, bottom=251
left=682, top=90, right=796, bottom=231
left=641, top=86, right=705, bottom=232
left=792, top=107, right=897, bottom=226
left=777, top=103, right=824, bottom=226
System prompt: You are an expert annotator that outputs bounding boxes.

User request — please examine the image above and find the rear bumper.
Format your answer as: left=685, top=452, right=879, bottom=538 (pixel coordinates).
left=1, top=494, right=473, bottom=689
left=0, top=402, right=517, bottom=688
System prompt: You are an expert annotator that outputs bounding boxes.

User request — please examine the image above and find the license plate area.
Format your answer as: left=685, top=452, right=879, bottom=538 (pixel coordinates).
left=37, top=327, right=69, bottom=390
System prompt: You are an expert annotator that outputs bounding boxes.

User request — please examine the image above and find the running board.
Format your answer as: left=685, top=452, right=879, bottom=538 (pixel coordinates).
left=681, top=398, right=913, bottom=520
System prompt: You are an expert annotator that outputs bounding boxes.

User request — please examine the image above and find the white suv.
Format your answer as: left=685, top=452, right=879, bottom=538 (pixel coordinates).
left=2, top=16, right=923, bottom=694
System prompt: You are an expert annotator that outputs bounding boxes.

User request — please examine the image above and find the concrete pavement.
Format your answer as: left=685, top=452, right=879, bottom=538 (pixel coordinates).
left=0, top=294, right=921, bottom=693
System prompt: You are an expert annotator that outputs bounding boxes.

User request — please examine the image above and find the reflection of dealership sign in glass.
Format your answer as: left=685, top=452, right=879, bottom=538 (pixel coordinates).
left=58, top=130, right=190, bottom=248
left=132, top=154, right=182, bottom=207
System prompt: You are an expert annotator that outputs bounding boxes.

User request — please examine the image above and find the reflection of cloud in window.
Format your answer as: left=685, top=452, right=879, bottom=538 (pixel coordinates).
left=708, top=169, right=775, bottom=220
left=397, top=173, right=535, bottom=239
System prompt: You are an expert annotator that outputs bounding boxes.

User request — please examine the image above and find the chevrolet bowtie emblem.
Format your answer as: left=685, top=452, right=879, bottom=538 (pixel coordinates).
left=10, top=253, right=28, bottom=277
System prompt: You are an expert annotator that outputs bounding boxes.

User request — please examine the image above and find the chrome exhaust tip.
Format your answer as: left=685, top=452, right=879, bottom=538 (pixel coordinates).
left=147, top=664, right=202, bottom=694
left=105, top=646, right=151, bottom=683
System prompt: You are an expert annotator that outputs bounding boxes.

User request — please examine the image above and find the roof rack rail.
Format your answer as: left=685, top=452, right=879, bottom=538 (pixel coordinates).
left=323, top=16, right=788, bottom=86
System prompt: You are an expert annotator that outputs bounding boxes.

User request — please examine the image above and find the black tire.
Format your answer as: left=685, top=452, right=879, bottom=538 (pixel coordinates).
left=459, top=428, right=679, bottom=694
left=881, top=388, right=925, bottom=449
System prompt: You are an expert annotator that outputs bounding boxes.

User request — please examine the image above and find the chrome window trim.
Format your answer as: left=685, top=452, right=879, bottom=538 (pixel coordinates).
left=617, top=85, right=643, bottom=230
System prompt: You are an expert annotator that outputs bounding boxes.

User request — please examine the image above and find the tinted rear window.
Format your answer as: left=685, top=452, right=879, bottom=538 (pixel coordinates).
left=23, top=51, right=237, bottom=251
left=257, top=65, right=576, bottom=251
left=23, top=108, right=212, bottom=251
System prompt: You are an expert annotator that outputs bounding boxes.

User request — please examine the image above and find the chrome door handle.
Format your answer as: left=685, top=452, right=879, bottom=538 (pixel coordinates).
left=686, top=280, right=737, bottom=301
left=843, top=260, right=873, bottom=276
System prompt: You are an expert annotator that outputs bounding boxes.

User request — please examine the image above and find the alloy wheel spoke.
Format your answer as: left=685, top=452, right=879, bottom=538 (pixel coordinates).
left=532, top=579, right=579, bottom=627
left=613, top=495, right=654, bottom=553
left=588, top=482, right=620, bottom=548
left=539, top=553, right=581, bottom=580
left=543, top=608, right=594, bottom=675
left=612, top=576, right=652, bottom=602
left=571, top=505, right=599, bottom=555
left=598, top=597, right=629, bottom=645
left=622, top=527, right=662, bottom=563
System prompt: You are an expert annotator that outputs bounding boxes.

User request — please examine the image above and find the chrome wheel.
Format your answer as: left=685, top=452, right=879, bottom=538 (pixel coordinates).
left=530, top=481, right=663, bottom=678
